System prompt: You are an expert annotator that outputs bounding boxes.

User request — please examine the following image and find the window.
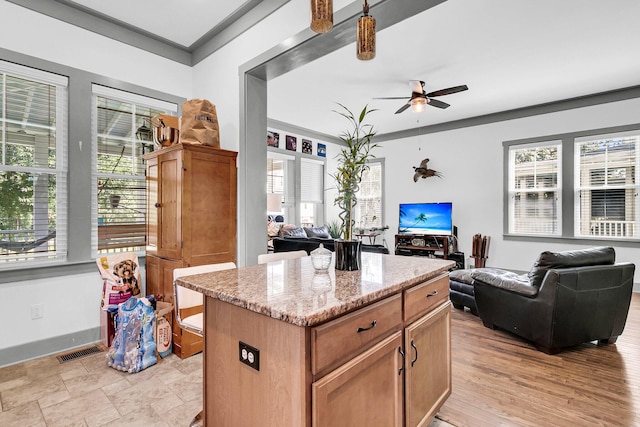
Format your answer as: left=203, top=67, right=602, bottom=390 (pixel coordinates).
left=300, top=158, right=324, bottom=227
left=92, top=85, right=176, bottom=255
left=267, top=155, right=287, bottom=221
left=508, top=142, right=561, bottom=235
left=0, top=61, right=68, bottom=265
left=575, top=132, right=639, bottom=238
left=354, top=160, right=383, bottom=229
left=267, top=157, right=285, bottom=195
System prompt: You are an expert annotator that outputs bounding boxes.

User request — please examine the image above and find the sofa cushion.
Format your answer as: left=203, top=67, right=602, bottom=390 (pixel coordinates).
left=527, top=246, right=615, bottom=288
left=471, top=268, right=536, bottom=297
left=449, top=269, right=475, bottom=285
left=282, top=227, right=307, bottom=238
left=304, top=225, right=331, bottom=238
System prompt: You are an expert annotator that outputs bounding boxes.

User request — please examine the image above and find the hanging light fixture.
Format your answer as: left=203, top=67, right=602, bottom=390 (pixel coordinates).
left=356, top=0, right=376, bottom=60
left=310, top=0, right=333, bottom=33
left=411, top=98, right=427, bottom=113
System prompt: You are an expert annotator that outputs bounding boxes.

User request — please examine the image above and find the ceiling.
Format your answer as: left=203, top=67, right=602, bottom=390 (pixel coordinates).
left=31, top=0, right=640, bottom=138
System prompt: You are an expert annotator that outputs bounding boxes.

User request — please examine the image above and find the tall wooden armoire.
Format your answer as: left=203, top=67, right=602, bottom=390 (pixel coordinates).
left=143, top=143, right=237, bottom=358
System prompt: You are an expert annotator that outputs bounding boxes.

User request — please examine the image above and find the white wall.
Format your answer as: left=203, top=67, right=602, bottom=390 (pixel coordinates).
left=0, top=1, right=192, bottom=98
left=377, top=97, right=640, bottom=282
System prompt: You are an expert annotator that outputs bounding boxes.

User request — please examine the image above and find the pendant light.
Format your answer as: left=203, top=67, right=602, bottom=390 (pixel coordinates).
left=357, top=0, right=376, bottom=60
left=310, top=0, right=333, bottom=33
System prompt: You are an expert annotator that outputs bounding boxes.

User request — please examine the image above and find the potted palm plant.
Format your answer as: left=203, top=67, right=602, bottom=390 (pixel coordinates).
left=331, top=104, right=378, bottom=270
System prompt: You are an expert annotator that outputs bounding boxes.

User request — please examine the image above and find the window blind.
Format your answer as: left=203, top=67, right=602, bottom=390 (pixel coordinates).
left=300, top=159, right=324, bottom=203
left=354, top=161, right=383, bottom=229
left=0, top=62, right=68, bottom=264
left=508, top=142, right=561, bottom=235
left=91, top=86, right=177, bottom=255
left=575, top=132, right=639, bottom=238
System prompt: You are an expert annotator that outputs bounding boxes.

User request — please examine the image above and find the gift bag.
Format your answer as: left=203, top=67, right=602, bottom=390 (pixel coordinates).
left=180, top=98, right=220, bottom=147
left=97, top=252, right=142, bottom=310
left=106, top=297, right=157, bottom=373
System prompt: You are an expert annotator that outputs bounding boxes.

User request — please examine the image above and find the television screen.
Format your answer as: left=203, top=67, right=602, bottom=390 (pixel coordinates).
left=399, top=202, right=453, bottom=235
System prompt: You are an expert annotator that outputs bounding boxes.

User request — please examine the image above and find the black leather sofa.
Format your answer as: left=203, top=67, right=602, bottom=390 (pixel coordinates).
left=272, top=224, right=389, bottom=255
left=470, top=246, right=635, bottom=354
left=272, top=236, right=389, bottom=254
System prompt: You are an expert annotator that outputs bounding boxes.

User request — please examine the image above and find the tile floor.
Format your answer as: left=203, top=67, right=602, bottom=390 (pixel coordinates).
left=0, top=347, right=454, bottom=426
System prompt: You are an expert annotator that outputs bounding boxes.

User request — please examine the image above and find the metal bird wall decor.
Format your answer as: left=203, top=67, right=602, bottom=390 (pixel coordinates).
left=413, top=158, right=443, bottom=182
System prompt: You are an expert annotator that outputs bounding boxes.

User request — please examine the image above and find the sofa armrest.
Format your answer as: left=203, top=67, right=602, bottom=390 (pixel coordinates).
left=471, top=269, right=536, bottom=297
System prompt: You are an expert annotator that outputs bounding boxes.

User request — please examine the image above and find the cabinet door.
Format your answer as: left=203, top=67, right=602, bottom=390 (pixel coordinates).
left=183, top=148, right=237, bottom=265
left=313, top=331, right=403, bottom=427
left=145, top=156, right=159, bottom=254
left=145, top=254, right=160, bottom=297
left=405, top=302, right=452, bottom=427
left=157, top=149, right=183, bottom=259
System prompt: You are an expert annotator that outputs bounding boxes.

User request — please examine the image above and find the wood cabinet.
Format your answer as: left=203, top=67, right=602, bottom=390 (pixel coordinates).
left=144, top=143, right=237, bottom=358
left=203, top=272, right=451, bottom=426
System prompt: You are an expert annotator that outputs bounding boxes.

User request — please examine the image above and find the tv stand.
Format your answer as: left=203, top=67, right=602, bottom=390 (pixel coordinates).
left=395, top=234, right=453, bottom=259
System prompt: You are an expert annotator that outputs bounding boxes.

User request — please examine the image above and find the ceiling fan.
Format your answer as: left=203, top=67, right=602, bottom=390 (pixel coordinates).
left=374, top=80, right=469, bottom=114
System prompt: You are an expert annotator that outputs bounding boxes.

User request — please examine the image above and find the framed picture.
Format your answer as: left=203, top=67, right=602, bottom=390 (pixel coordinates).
left=286, top=135, right=297, bottom=151
left=302, top=139, right=312, bottom=154
left=267, top=131, right=279, bottom=147
left=317, top=143, right=326, bottom=157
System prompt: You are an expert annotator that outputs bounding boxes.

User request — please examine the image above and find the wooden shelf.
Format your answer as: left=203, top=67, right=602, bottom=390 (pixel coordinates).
left=395, top=234, right=451, bottom=259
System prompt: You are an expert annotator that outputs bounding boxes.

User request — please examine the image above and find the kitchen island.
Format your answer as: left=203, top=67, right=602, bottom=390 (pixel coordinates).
left=177, top=252, right=454, bottom=426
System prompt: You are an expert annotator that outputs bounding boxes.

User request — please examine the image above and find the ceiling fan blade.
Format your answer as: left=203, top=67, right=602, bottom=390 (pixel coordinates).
left=409, top=80, right=425, bottom=94
left=395, top=103, right=411, bottom=114
left=373, top=96, right=411, bottom=100
left=425, top=85, right=468, bottom=98
left=427, top=98, right=450, bottom=109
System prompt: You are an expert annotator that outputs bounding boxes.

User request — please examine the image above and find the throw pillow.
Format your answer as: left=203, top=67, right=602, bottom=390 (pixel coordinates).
left=304, top=225, right=331, bottom=238
left=278, top=224, right=298, bottom=238
left=283, top=227, right=307, bottom=238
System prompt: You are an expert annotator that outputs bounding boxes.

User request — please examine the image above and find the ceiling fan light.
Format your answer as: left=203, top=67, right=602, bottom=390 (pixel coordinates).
left=357, top=14, right=376, bottom=60
left=310, top=0, right=333, bottom=33
left=411, top=98, right=426, bottom=113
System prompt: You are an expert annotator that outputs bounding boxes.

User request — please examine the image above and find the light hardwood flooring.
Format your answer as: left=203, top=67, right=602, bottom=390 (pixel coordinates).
left=438, top=292, right=640, bottom=427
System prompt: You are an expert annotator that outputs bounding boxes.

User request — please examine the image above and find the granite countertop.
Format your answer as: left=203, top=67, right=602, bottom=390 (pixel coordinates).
left=176, top=253, right=454, bottom=327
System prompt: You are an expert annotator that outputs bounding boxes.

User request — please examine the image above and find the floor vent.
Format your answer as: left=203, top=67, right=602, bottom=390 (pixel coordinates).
left=56, top=345, right=104, bottom=363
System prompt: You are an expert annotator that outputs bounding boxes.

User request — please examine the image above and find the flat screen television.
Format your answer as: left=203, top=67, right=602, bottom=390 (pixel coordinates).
left=398, top=202, right=453, bottom=235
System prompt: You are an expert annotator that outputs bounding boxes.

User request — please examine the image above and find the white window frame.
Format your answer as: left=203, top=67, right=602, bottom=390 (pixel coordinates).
left=507, top=141, right=562, bottom=236
left=0, top=60, right=68, bottom=266
left=300, top=157, right=324, bottom=227
left=354, top=159, right=384, bottom=230
left=574, top=131, right=640, bottom=239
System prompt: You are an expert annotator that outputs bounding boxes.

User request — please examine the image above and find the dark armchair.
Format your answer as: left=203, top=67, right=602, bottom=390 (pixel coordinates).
left=471, top=247, right=635, bottom=354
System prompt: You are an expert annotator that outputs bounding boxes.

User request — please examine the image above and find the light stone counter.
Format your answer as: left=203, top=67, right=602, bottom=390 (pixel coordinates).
left=176, top=252, right=454, bottom=327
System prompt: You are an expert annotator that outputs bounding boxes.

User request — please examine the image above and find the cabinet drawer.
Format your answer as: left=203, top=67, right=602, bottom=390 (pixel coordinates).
left=312, top=294, right=402, bottom=376
left=404, top=273, right=449, bottom=324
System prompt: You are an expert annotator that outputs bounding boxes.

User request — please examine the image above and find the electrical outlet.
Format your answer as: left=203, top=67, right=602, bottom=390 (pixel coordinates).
left=239, top=341, right=260, bottom=371
left=31, top=304, right=44, bottom=319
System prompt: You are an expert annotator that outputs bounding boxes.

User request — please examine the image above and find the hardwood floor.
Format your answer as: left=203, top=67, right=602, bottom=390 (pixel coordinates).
left=438, top=292, right=640, bottom=427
